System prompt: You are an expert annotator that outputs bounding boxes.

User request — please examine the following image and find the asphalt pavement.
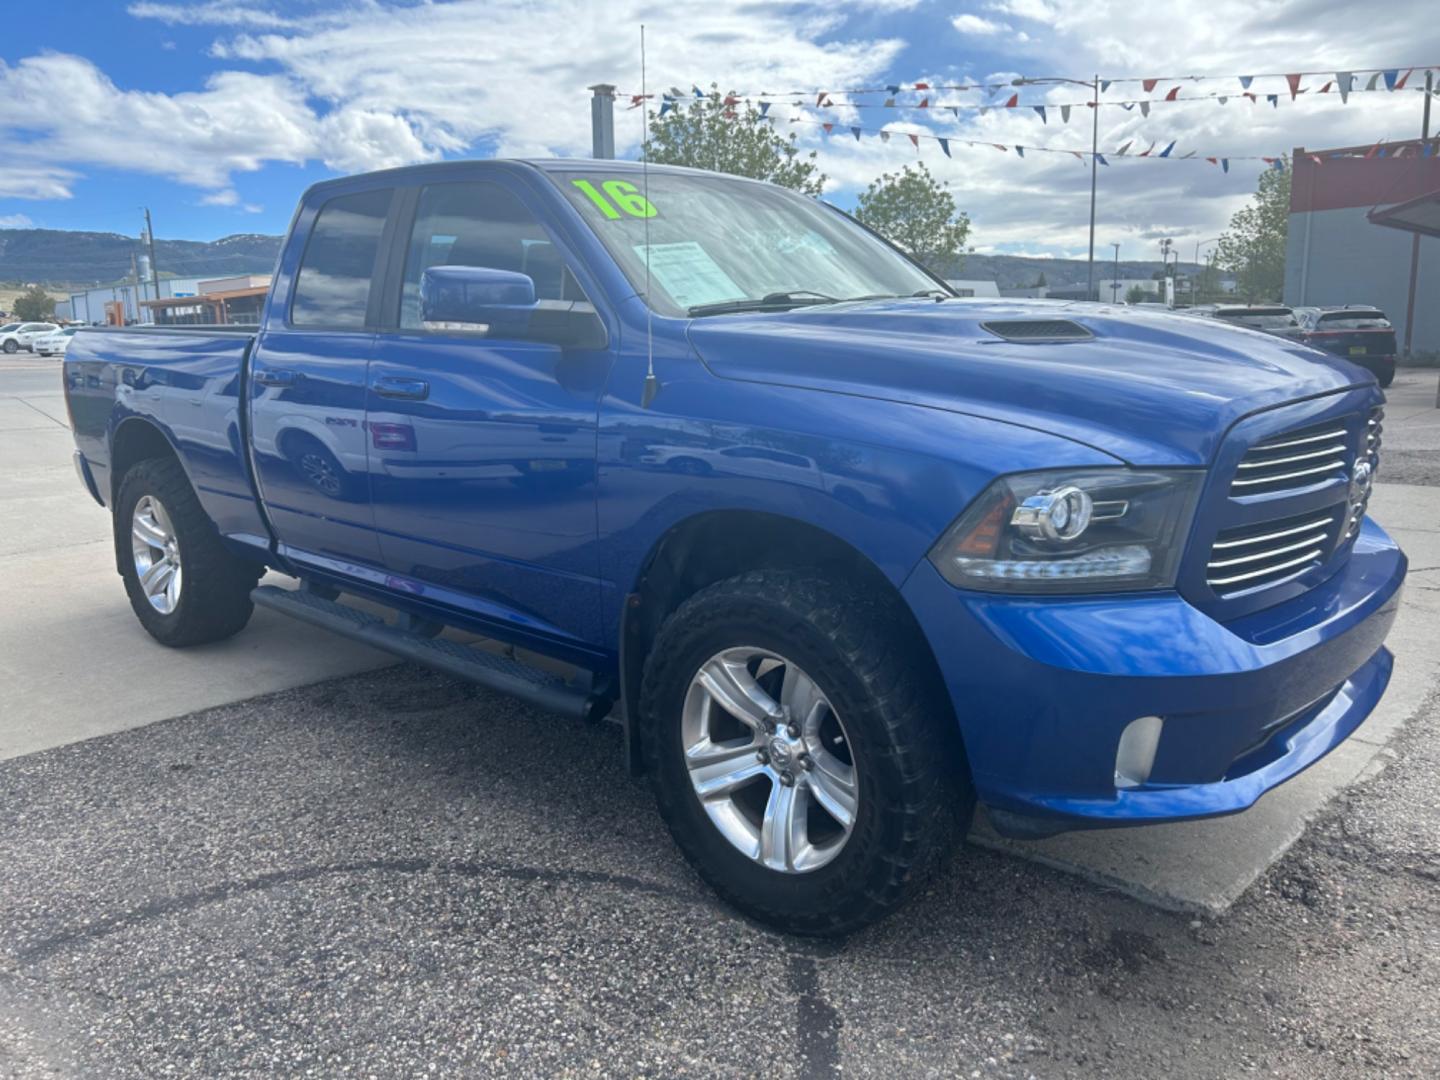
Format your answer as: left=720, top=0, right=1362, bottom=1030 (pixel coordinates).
left=2, top=357, right=1438, bottom=1077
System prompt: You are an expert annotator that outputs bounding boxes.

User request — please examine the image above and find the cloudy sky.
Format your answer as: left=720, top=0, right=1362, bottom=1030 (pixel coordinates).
left=1, top=0, right=1437, bottom=260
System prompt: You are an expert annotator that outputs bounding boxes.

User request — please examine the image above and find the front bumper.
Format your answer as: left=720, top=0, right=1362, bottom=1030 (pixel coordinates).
left=902, top=517, right=1406, bottom=834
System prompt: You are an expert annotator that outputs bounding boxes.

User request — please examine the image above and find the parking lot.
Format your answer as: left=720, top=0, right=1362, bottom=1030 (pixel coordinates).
left=3, top=355, right=1440, bottom=1078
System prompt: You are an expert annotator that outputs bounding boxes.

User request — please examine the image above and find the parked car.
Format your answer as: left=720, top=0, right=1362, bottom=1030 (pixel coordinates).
left=1209, top=305, right=1302, bottom=337
left=63, top=160, right=1405, bottom=935
left=1296, top=306, right=1397, bottom=387
left=1, top=321, right=59, bottom=353
left=34, top=326, right=80, bottom=357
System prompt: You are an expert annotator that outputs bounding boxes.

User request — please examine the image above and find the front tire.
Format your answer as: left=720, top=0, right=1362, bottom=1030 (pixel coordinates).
left=116, top=457, right=261, bottom=646
left=2, top=340, right=17, bottom=353
left=641, top=570, right=963, bottom=935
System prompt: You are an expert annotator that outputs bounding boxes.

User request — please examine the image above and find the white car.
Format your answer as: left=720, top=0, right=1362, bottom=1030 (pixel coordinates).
left=34, top=326, right=80, bottom=357
left=1, top=322, right=59, bottom=353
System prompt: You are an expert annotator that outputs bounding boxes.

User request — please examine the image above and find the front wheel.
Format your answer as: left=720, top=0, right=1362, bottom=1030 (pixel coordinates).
left=2, top=340, right=17, bottom=353
left=641, top=570, right=963, bottom=935
left=117, top=457, right=261, bottom=646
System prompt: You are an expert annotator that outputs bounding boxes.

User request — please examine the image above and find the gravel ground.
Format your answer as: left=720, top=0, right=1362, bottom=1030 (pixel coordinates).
left=1, top=663, right=1437, bottom=1079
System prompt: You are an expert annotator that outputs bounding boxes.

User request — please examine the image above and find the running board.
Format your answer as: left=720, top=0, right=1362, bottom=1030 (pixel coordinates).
left=251, top=585, right=607, bottom=722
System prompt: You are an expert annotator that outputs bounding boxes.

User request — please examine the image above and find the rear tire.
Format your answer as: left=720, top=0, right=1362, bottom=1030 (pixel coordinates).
left=641, top=570, right=963, bottom=936
left=116, top=457, right=261, bottom=646
left=2, top=340, right=16, bottom=353
left=1377, top=368, right=1395, bottom=389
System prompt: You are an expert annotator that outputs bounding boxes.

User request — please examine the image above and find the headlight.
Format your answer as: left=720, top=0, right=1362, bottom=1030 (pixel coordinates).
left=928, top=468, right=1203, bottom=594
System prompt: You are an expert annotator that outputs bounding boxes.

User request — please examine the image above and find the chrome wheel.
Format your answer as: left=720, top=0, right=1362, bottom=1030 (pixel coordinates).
left=130, top=495, right=183, bottom=614
left=298, top=450, right=342, bottom=497
left=682, top=648, right=858, bottom=874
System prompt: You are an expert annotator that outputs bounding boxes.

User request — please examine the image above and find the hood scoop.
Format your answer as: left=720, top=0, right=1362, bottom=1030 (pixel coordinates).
left=980, top=319, right=1093, bottom=343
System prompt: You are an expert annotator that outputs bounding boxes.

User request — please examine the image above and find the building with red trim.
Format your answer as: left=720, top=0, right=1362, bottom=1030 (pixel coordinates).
left=1284, top=139, right=1440, bottom=355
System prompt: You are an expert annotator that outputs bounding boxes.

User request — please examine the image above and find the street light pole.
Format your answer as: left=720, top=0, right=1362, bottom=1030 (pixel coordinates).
left=1110, top=242, right=1120, bottom=303
left=1086, top=74, right=1099, bottom=301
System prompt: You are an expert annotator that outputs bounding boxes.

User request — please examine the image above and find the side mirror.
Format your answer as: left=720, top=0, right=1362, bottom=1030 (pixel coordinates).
left=420, top=266, right=536, bottom=338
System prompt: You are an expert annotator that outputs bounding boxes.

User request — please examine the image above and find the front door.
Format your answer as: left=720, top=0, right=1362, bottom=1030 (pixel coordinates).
left=250, top=186, right=392, bottom=570
left=365, top=179, right=610, bottom=647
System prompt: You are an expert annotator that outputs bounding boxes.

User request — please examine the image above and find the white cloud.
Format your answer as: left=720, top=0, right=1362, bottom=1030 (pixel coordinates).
left=199, top=189, right=239, bottom=206
left=0, top=213, right=35, bottom=228
left=952, top=14, right=1010, bottom=35
left=0, top=163, right=79, bottom=200
left=126, top=1, right=300, bottom=29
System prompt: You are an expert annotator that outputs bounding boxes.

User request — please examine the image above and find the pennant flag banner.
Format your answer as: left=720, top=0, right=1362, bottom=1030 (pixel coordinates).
left=1286, top=73, right=1302, bottom=98
left=1033, top=105, right=1047, bottom=123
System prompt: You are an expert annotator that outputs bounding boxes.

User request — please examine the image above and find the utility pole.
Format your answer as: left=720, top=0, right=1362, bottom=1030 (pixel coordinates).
left=1400, top=73, right=1431, bottom=369
left=1085, top=74, right=1099, bottom=301
left=1110, top=242, right=1120, bottom=302
left=588, top=84, right=616, bottom=159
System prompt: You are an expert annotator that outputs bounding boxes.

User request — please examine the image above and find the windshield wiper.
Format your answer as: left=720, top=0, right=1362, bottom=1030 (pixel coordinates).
left=687, top=291, right=840, bottom=317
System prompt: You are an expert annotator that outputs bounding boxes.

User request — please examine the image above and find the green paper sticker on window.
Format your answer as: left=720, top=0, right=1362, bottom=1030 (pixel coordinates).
left=572, top=179, right=656, bottom=219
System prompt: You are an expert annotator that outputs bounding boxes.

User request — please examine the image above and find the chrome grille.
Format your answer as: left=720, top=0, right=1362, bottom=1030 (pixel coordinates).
left=1206, top=508, right=1342, bottom=596
left=1342, top=406, right=1383, bottom=542
left=1229, top=422, right=1349, bottom=496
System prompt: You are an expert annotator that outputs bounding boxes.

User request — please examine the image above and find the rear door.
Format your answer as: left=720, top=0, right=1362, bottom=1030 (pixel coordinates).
left=364, top=177, right=612, bottom=647
left=250, top=186, right=394, bottom=571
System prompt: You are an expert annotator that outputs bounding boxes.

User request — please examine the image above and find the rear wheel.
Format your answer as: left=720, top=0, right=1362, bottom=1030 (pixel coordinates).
left=116, top=457, right=261, bottom=646
left=641, top=570, right=962, bottom=935
left=2, top=340, right=16, bottom=353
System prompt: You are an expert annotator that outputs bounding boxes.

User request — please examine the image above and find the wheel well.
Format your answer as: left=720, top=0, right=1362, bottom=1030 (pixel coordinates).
left=621, top=511, right=959, bottom=773
left=110, top=419, right=179, bottom=503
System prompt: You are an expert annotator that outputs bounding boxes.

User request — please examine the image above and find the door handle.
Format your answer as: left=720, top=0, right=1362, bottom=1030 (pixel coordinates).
left=253, top=369, right=296, bottom=387
left=373, top=376, right=430, bottom=401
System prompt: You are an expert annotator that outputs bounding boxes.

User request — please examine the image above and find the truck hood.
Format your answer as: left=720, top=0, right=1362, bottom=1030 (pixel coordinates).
left=686, top=299, right=1369, bottom=466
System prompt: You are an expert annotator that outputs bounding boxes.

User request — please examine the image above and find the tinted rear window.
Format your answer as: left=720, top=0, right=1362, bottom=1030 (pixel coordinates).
left=1217, top=310, right=1297, bottom=329
left=1316, top=311, right=1390, bottom=329
left=291, top=188, right=393, bottom=327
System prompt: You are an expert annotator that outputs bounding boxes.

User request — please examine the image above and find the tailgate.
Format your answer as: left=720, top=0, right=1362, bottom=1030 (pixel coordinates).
left=1305, top=328, right=1397, bottom=358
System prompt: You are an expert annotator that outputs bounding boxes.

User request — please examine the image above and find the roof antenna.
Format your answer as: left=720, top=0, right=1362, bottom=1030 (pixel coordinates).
left=639, top=23, right=660, bottom=409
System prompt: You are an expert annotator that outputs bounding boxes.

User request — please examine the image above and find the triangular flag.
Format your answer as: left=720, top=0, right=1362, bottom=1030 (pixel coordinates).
left=659, top=101, right=674, bottom=116
left=1015, top=145, right=1025, bottom=157
left=886, top=85, right=900, bottom=95
left=822, top=122, right=833, bottom=133
left=1206, top=156, right=1218, bottom=165
left=759, top=102, right=771, bottom=117
left=692, top=86, right=704, bottom=98
left=1121, top=102, right=1135, bottom=111
left=1337, top=71, right=1354, bottom=103
left=1061, top=104, right=1071, bottom=123
left=1395, top=69, right=1413, bottom=90
left=851, top=126, right=862, bottom=140
left=993, top=144, right=1008, bottom=151
left=918, top=97, right=929, bottom=109
left=1244, top=92, right=1257, bottom=103
left=949, top=107, right=959, bottom=118
left=1266, top=94, right=1278, bottom=107
left=1143, top=78, right=1158, bottom=92
left=1365, top=140, right=1382, bottom=158
left=1116, top=140, right=1133, bottom=155
left=938, top=137, right=951, bottom=157
left=1218, top=96, right=1228, bottom=104
left=1239, top=75, right=1254, bottom=89
left=1366, top=73, right=1381, bottom=91
left=1165, top=86, right=1180, bottom=101
left=1096, top=153, right=1109, bottom=166
left=1159, top=140, right=1176, bottom=158
left=1319, top=81, right=1333, bottom=94
left=1003, top=93, right=1018, bottom=107
left=1140, top=101, right=1150, bottom=117
left=1033, top=105, right=1047, bottom=123
left=1286, top=74, right=1302, bottom=99
left=979, top=106, right=989, bottom=116
left=908, top=133, right=919, bottom=148
left=1139, top=141, right=1156, bottom=157
left=883, top=97, right=896, bottom=108
left=915, top=82, right=930, bottom=90
left=1270, top=158, right=1285, bottom=171
left=879, top=130, right=890, bottom=142
left=1383, top=70, right=1399, bottom=90
left=1311, top=154, right=1322, bottom=165
left=1182, top=151, right=1196, bottom=159
left=1221, top=158, right=1230, bottom=173
left=1100, top=80, right=1112, bottom=93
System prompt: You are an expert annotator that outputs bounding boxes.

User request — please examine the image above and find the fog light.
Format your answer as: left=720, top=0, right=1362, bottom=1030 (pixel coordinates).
left=1115, top=715, right=1164, bottom=790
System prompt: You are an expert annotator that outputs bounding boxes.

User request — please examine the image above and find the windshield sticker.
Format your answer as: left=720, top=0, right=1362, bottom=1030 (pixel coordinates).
left=572, top=179, right=656, bottom=219
left=633, top=242, right=744, bottom=309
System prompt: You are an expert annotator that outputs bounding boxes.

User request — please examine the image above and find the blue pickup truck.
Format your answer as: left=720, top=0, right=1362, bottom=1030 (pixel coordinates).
left=64, top=159, right=1405, bottom=934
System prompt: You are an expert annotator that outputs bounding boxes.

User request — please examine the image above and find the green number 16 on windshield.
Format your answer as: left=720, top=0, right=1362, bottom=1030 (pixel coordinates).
left=572, top=179, right=657, bottom=219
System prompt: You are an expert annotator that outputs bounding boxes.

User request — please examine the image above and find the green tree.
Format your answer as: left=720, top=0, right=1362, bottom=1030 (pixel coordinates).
left=853, top=162, right=971, bottom=274
left=1216, top=162, right=1291, bottom=302
left=644, top=86, right=825, bottom=195
left=13, top=285, right=55, bottom=321
left=1125, top=285, right=1150, bottom=304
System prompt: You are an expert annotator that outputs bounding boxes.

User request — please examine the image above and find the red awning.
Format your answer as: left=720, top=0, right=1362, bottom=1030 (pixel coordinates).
left=1368, top=188, right=1440, bottom=239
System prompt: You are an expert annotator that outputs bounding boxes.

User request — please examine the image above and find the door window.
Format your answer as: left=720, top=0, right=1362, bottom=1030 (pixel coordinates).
left=399, top=182, right=584, bottom=329
left=291, top=187, right=393, bottom=327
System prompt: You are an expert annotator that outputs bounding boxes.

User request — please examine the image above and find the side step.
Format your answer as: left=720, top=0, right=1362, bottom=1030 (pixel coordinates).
left=251, top=585, right=607, bottom=722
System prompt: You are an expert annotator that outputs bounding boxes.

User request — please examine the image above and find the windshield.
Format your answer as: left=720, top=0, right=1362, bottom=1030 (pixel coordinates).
left=548, top=168, right=943, bottom=316
left=1316, top=311, right=1389, bottom=330
left=1218, top=310, right=1297, bottom=330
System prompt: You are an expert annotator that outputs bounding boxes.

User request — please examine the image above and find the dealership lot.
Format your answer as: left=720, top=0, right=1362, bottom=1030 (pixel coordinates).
left=2, top=357, right=1439, bottom=1077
